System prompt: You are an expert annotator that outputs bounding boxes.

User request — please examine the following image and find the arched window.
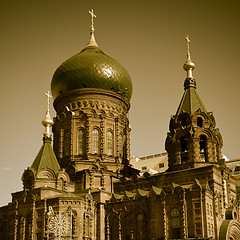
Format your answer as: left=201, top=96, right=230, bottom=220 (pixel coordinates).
left=110, top=215, right=118, bottom=240
left=200, top=135, right=207, bottom=161
left=85, top=215, right=90, bottom=237
left=59, top=178, right=64, bottom=191
left=180, top=136, right=188, bottom=163
left=63, top=131, right=70, bottom=157
left=170, top=208, right=180, bottom=239
left=123, top=215, right=132, bottom=240
left=197, top=117, right=203, bottom=127
left=77, top=129, right=85, bottom=155
left=107, top=130, right=113, bottom=156
left=136, top=213, right=145, bottom=240
left=181, top=118, right=187, bottom=127
left=92, top=128, right=100, bottom=154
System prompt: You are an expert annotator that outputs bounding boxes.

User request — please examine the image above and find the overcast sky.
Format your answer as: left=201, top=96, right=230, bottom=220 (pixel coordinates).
left=1, top=0, right=240, bottom=206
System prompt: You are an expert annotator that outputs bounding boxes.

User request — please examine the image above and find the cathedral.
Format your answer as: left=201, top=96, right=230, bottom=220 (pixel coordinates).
left=1, top=10, right=240, bottom=240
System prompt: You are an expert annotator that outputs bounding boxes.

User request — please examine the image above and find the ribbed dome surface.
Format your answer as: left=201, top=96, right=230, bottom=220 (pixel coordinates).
left=51, top=46, right=132, bottom=101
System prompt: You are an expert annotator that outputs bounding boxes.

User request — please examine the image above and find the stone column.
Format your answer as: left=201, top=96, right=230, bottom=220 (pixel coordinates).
left=115, top=118, right=119, bottom=159
left=59, top=129, right=64, bottom=158
left=22, top=217, right=26, bottom=240
left=98, top=203, right=106, bottom=240
left=118, top=214, right=122, bottom=240
left=161, top=192, right=168, bottom=240
left=13, top=200, right=18, bottom=240
left=106, top=217, right=110, bottom=240
left=43, top=199, right=47, bottom=238
left=100, top=119, right=105, bottom=155
left=31, top=195, right=36, bottom=240
left=85, top=116, right=90, bottom=158
left=180, top=189, right=188, bottom=239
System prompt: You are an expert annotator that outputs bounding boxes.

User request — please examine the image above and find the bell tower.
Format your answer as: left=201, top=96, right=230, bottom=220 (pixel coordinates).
left=165, top=36, right=223, bottom=171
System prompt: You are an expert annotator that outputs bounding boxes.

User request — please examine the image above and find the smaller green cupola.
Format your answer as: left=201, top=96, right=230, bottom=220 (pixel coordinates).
left=22, top=92, right=70, bottom=191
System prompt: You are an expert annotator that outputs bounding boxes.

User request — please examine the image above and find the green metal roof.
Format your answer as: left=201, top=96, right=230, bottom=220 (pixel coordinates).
left=31, top=137, right=60, bottom=176
left=176, top=86, right=207, bottom=116
left=51, top=46, right=132, bottom=101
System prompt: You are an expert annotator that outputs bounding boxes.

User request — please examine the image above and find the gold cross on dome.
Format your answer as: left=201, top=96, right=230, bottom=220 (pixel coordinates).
left=45, top=91, right=52, bottom=111
left=89, top=9, right=96, bottom=31
left=185, top=35, right=191, bottom=60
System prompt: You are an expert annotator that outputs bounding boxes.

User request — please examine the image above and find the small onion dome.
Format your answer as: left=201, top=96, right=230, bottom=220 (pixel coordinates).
left=51, top=46, right=133, bottom=101
left=42, top=112, right=54, bottom=127
left=42, top=111, right=53, bottom=138
left=183, top=60, right=195, bottom=71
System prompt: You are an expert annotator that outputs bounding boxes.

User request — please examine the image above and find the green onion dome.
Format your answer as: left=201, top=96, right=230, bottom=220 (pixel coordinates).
left=51, top=46, right=133, bottom=101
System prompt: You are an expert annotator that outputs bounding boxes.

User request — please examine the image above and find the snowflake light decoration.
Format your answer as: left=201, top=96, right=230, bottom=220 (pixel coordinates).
left=47, top=207, right=71, bottom=240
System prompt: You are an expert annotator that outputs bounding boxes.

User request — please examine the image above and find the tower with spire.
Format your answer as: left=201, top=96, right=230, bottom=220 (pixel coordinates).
left=22, top=91, right=72, bottom=191
left=165, top=36, right=223, bottom=171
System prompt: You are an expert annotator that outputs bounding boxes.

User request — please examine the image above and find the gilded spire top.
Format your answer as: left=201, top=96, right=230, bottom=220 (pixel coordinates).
left=183, top=35, right=195, bottom=80
left=42, top=91, right=54, bottom=138
left=87, top=9, right=98, bottom=47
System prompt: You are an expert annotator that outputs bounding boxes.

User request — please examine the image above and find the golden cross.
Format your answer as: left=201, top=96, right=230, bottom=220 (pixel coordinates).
left=185, top=35, right=191, bottom=60
left=89, top=9, right=96, bottom=31
left=45, top=91, right=52, bottom=111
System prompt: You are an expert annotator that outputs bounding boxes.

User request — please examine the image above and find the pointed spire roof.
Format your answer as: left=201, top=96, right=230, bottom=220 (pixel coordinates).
left=176, top=36, right=207, bottom=116
left=30, top=92, right=60, bottom=175
left=31, top=137, right=60, bottom=176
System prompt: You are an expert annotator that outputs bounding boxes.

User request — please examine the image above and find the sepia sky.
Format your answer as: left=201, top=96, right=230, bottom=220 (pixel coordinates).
left=0, top=0, right=240, bottom=206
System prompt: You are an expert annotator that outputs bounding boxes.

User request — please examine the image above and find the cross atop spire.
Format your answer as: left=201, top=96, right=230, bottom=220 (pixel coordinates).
left=87, top=9, right=98, bottom=47
left=45, top=91, right=52, bottom=114
left=42, top=91, right=54, bottom=138
left=89, top=9, right=96, bottom=32
left=185, top=35, right=191, bottom=61
left=183, top=35, right=195, bottom=80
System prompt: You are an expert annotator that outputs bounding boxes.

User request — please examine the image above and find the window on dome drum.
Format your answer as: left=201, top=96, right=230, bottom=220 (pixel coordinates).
left=119, top=134, right=123, bottom=157
left=92, top=128, right=100, bottom=154
left=63, top=131, right=70, bottom=157
left=200, top=135, right=207, bottom=162
left=197, top=117, right=203, bottom=127
left=77, top=129, right=85, bottom=155
left=106, top=130, right=113, bottom=156
left=170, top=208, right=180, bottom=239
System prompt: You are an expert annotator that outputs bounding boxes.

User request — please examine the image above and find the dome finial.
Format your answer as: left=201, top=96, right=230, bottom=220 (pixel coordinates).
left=42, top=91, right=54, bottom=138
left=87, top=9, right=98, bottom=47
left=183, top=35, right=195, bottom=79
